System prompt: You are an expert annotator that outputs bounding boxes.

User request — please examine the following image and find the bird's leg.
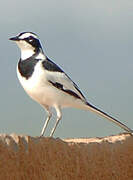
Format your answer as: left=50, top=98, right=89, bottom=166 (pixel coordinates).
left=40, top=107, right=52, bottom=137
left=50, top=106, right=62, bottom=137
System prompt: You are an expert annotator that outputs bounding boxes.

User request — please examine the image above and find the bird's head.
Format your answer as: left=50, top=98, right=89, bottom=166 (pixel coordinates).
left=9, top=32, right=44, bottom=60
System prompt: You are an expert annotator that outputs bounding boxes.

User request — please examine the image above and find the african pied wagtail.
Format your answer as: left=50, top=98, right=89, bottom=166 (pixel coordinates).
left=9, top=32, right=133, bottom=137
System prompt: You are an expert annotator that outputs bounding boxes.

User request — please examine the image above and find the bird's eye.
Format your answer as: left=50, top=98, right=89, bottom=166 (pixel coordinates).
left=27, top=37, right=33, bottom=42
left=29, top=38, right=33, bottom=42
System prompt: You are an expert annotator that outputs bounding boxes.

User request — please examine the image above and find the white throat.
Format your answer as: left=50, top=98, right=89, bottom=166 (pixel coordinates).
left=21, top=49, right=35, bottom=60
left=15, top=40, right=46, bottom=60
left=15, top=40, right=35, bottom=60
left=21, top=49, right=46, bottom=60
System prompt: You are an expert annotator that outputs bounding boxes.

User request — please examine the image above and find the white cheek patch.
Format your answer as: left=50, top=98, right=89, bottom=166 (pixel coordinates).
left=16, top=40, right=34, bottom=50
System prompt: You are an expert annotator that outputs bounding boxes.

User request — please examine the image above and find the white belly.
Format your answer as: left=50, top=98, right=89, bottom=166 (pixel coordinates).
left=17, top=61, right=53, bottom=106
left=17, top=63, right=72, bottom=108
left=17, top=61, right=85, bottom=109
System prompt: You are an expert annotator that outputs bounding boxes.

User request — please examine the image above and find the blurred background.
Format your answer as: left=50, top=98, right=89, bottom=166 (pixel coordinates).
left=0, top=0, right=133, bottom=138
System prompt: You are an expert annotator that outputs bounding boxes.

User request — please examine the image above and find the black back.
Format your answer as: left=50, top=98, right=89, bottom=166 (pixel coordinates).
left=42, top=57, right=63, bottom=72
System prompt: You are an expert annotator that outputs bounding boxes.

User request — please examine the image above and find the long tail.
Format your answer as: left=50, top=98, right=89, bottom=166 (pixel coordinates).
left=85, top=102, right=133, bottom=134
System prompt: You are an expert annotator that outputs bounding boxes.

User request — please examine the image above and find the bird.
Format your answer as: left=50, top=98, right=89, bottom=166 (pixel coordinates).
left=9, top=31, right=133, bottom=137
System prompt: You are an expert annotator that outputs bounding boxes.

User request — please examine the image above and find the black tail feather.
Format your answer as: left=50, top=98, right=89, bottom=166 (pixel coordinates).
left=86, top=102, right=133, bottom=134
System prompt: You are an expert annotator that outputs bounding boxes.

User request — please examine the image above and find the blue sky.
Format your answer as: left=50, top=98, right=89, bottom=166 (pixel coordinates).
left=1, top=0, right=133, bottom=138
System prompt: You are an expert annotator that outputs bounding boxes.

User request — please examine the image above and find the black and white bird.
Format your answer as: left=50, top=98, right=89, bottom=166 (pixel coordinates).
left=9, top=32, right=133, bottom=137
